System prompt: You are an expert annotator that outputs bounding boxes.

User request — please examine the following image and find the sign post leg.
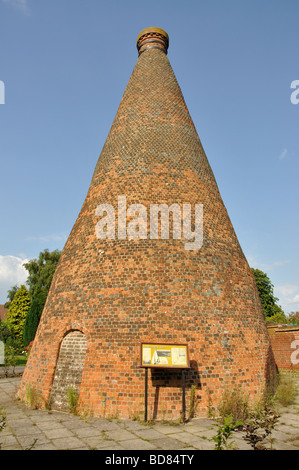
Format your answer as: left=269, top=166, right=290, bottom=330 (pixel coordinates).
left=182, top=369, right=186, bottom=422
left=144, top=368, right=148, bottom=422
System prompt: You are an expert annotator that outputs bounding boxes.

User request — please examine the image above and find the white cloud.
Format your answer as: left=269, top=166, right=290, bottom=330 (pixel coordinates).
left=275, top=284, right=299, bottom=315
left=279, top=148, right=288, bottom=160
left=247, top=254, right=290, bottom=273
left=246, top=255, right=298, bottom=314
left=27, top=233, right=67, bottom=243
left=1, top=0, right=30, bottom=15
left=275, top=284, right=298, bottom=298
left=0, top=254, right=29, bottom=303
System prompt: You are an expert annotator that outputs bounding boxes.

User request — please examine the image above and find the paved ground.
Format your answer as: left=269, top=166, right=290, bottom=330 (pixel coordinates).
left=0, top=370, right=299, bottom=451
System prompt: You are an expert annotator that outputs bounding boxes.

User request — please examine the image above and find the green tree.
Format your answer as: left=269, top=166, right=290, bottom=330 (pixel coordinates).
left=287, top=312, right=299, bottom=325
left=23, top=249, right=61, bottom=299
left=23, top=290, right=47, bottom=347
left=4, top=284, right=19, bottom=308
left=251, top=268, right=286, bottom=322
left=21, top=249, right=61, bottom=345
left=6, top=285, right=31, bottom=349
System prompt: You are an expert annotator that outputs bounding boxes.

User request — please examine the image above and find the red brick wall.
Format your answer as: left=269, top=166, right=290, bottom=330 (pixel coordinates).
left=267, top=326, right=299, bottom=370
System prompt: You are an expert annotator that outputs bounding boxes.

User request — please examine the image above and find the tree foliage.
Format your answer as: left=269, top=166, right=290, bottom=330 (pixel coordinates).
left=4, top=284, right=19, bottom=308
left=287, top=311, right=299, bottom=325
left=0, top=320, right=14, bottom=344
left=21, top=249, right=61, bottom=345
left=23, top=290, right=47, bottom=347
left=251, top=268, right=285, bottom=321
left=6, top=285, right=31, bottom=348
left=23, top=249, right=61, bottom=299
left=3, top=249, right=61, bottom=349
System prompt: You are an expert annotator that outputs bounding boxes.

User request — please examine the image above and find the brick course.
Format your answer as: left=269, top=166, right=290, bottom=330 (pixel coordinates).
left=18, top=28, right=278, bottom=419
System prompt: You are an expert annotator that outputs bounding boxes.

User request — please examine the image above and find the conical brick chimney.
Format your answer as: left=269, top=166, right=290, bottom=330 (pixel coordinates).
left=19, top=28, right=277, bottom=419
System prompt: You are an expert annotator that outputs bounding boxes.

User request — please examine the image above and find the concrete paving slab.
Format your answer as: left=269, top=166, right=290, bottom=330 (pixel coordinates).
left=149, top=436, right=188, bottom=450
left=32, top=443, right=59, bottom=450
left=12, top=425, right=41, bottom=436
left=15, top=434, right=45, bottom=449
left=105, top=428, right=138, bottom=441
left=120, top=419, right=149, bottom=431
left=151, top=423, right=184, bottom=434
left=73, top=427, right=103, bottom=438
left=120, top=438, right=158, bottom=450
left=164, top=431, right=208, bottom=445
left=42, top=427, right=75, bottom=439
left=191, top=428, right=216, bottom=439
left=79, top=435, right=107, bottom=449
left=132, top=427, right=166, bottom=440
left=1, top=434, right=20, bottom=448
left=188, top=438, right=215, bottom=450
left=35, top=420, right=71, bottom=431
left=1, top=373, right=299, bottom=451
left=91, top=420, right=123, bottom=432
left=51, top=436, right=86, bottom=450
left=275, top=423, right=299, bottom=435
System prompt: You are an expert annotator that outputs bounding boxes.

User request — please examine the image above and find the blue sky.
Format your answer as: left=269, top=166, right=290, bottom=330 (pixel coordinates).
left=0, top=0, right=298, bottom=314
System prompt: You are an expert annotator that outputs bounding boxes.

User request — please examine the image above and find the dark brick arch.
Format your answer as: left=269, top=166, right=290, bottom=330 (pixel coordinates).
left=50, top=330, right=87, bottom=411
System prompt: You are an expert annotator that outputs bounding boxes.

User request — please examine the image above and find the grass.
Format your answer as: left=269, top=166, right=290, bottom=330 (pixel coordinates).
left=16, top=355, right=27, bottom=366
left=0, top=355, right=27, bottom=367
left=66, top=386, right=79, bottom=415
left=275, top=371, right=298, bottom=407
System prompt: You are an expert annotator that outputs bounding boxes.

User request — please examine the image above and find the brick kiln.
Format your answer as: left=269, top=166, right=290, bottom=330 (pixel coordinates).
left=19, top=28, right=277, bottom=419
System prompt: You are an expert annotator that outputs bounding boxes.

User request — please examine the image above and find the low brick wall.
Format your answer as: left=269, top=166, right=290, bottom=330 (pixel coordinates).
left=267, top=325, right=299, bottom=370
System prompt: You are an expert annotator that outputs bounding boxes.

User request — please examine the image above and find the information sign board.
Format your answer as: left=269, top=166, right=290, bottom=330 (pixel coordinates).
left=140, top=343, right=190, bottom=369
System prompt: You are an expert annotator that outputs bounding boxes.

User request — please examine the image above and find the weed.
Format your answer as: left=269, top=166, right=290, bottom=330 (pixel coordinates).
left=188, top=384, right=198, bottom=420
left=215, top=384, right=280, bottom=450
left=66, top=386, right=79, bottom=415
left=24, top=438, right=38, bottom=450
left=25, top=383, right=42, bottom=409
left=242, top=404, right=280, bottom=450
left=0, top=406, right=6, bottom=449
left=211, top=415, right=243, bottom=450
left=218, top=386, right=250, bottom=423
left=275, top=372, right=296, bottom=407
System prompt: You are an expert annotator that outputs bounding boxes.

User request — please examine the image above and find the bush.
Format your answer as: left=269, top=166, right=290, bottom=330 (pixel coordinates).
left=3, top=342, right=18, bottom=376
left=6, top=285, right=31, bottom=350
left=218, top=386, right=250, bottom=423
left=217, top=385, right=280, bottom=450
left=0, top=320, right=14, bottom=344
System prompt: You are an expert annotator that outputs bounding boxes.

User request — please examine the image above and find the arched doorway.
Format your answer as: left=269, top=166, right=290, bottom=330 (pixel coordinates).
left=50, top=330, right=87, bottom=411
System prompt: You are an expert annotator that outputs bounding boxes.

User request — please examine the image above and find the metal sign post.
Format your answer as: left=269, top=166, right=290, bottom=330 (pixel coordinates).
left=144, top=368, right=148, bottom=422
left=182, top=369, right=186, bottom=422
left=140, top=343, right=190, bottom=422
